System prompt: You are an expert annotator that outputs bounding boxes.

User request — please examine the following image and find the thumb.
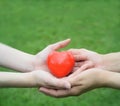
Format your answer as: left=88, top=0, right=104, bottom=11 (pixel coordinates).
left=50, top=39, right=71, bottom=51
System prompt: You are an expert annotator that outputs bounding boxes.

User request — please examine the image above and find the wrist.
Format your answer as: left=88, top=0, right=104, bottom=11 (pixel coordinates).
left=29, top=71, right=41, bottom=87
left=103, top=71, right=120, bottom=89
left=32, top=53, right=46, bottom=71
left=92, top=69, right=109, bottom=88
left=100, top=53, right=120, bottom=72
left=98, top=70, right=111, bottom=87
left=25, top=54, right=36, bottom=72
left=98, top=70, right=120, bottom=89
left=26, top=72, right=37, bottom=87
left=98, top=53, right=112, bottom=71
left=18, top=72, right=37, bottom=87
left=99, top=54, right=107, bottom=69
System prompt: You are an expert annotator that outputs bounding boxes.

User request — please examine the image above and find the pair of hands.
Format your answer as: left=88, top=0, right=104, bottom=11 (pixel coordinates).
left=1, top=39, right=119, bottom=94
left=30, top=39, right=71, bottom=89
left=32, top=39, right=108, bottom=97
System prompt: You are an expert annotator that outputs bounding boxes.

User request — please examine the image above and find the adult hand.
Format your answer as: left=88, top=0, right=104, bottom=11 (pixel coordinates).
left=39, top=68, right=107, bottom=97
left=68, top=49, right=103, bottom=72
left=69, top=49, right=120, bottom=73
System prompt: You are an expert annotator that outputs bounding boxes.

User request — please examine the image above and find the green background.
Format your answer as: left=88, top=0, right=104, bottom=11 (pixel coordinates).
left=0, top=0, right=120, bottom=106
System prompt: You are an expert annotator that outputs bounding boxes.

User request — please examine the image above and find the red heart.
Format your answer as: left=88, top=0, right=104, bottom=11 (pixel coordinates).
left=47, top=51, right=75, bottom=78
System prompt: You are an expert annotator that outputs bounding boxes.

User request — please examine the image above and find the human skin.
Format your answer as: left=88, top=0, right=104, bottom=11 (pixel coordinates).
left=39, top=49, right=120, bottom=97
left=40, top=68, right=120, bottom=98
left=68, top=49, right=120, bottom=73
left=0, top=39, right=71, bottom=89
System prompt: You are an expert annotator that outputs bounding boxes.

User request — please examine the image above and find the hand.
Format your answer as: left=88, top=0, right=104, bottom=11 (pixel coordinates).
left=30, top=70, right=71, bottom=89
left=33, top=39, right=71, bottom=71
left=0, top=39, right=70, bottom=73
left=69, top=49, right=120, bottom=73
left=68, top=49, right=103, bottom=72
left=39, top=68, right=107, bottom=97
left=31, top=39, right=71, bottom=91
left=0, top=70, right=71, bottom=88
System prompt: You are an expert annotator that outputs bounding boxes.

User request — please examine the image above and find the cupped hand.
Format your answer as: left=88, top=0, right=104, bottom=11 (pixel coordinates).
left=32, top=39, right=71, bottom=90
left=68, top=49, right=103, bottom=72
left=39, top=68, right=107, bottom=98
left=33, top=39, right=71, bottom=71
left=31, top=70, right=71, bottom=89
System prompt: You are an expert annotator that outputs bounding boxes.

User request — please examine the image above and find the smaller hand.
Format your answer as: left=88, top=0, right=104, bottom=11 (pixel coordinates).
left=68, top=49, right=103, bottom=72
left=39, top=68, right=106, bottom=98
left=30, top=39, right=71, bottom=92
left=33, top=39, right=71, bottom=71
left=31, top=70, right=71, bottom=89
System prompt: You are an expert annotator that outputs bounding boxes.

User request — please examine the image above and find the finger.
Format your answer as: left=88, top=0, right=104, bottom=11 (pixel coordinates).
left=74, top=55, right=87, bottom=61
left=80, top=61, right=94, bottom=71
left=72, top=67, right=80, bottom=72
left=72, top=62, right=85, bottom=72
left=47, top=78, right=71, bottom=89
left=68, top=68, right=83, bottom=78
left=39, top=87, right=58, bottom=97
left=74, top=62, right=84, bottom=67
left=50, top=39, right=71, bottom=51
left=68, top=49, right=80, bottom=55
left=39, top=71, right=71, bottom=89
left=70, top=61, right=94, bottom=78
left=39, top=87, right=70, bottom=98
left=37, top=39, right=71, bottom=61
left=40, top=86, right=83, bottom=97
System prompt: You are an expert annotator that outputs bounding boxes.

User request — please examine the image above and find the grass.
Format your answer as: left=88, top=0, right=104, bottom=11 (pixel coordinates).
left=0, top=0, right=120, bottom=106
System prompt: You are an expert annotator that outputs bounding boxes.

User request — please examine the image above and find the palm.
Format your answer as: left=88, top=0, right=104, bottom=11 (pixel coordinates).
left=35, top=47, right=53, bottom=71
left=33, top=39, right=71, bottom=71
left=69, top=49, right=102, bottom=71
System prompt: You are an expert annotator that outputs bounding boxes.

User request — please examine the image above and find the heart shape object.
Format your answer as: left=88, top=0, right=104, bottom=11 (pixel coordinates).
left=47, top=51, right=75, bottom=78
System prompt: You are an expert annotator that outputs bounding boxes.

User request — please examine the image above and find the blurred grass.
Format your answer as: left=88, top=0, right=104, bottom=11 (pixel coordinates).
left=0, top=0, right=120, bottom=106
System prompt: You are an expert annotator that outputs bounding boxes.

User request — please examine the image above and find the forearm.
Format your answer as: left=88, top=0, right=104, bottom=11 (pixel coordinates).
left=101, top=52, right=120, bottom=72
left=0, top=72, right=36, bottom=87
left=0, top=43, right=35, bottom=72
left=103, top=71, right=120, bottom=89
